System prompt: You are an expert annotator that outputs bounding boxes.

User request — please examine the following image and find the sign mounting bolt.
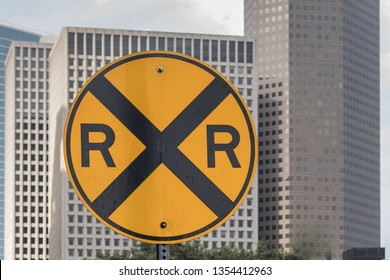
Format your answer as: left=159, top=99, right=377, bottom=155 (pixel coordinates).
left=160, top=221, right=167, bottom=229
left=157, top=66, right=164, bottom=73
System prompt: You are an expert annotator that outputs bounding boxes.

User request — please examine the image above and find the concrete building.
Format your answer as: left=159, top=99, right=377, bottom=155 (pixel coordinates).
left=48, top=27, right=258, bottom=259
left=4, top=39, right=53, bottom=259
left=0, top=22, right=47, bottom=259
left=244, top=0, right=380, bottom=259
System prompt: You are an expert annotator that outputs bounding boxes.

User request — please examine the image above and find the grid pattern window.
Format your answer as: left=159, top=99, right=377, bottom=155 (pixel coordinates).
left=67, top=31, right=255, bottom=106
left=11, top=43, right=51, bottom=260
left=257, top=81, right=288, bottom=248
left=341, top=0, right=380, bottom=250
left=61, top=28, right=257, bottom=258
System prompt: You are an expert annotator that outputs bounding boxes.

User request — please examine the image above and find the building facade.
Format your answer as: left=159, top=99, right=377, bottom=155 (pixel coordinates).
left=4, top=40, right=53, bottom=259
left=0, top=22, right=45, bottom=259
left=48, top=27, right=258, bottom=259
left=245, top=0, right=380, bottom=259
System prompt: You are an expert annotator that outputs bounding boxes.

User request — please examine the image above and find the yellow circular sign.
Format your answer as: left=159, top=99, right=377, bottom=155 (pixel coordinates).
left=64, top=51, right=257, bottom=244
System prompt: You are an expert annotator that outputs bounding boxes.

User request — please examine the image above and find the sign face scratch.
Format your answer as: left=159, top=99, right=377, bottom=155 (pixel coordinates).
left=64, top=51, right=257, bottom=244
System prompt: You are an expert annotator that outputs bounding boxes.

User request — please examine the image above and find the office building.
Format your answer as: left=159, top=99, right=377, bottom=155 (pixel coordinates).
left=0, top=22, right=47, bottom=259
left=244, top=0, right=380, bottom=259
left=48, top=27, right=258, bottom=259
left=4, top=40, right=53, bottom=259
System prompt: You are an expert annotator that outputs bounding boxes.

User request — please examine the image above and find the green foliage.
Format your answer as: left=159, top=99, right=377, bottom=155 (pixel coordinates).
left=253, top=240, right=305, bottom=260
left=96, top=251, right=131, bottom=260
left=128, top=243, right=156, bottom=260
left=171, top=240, right=207, bottom=260
left=96, top=239, right=306, bottom=260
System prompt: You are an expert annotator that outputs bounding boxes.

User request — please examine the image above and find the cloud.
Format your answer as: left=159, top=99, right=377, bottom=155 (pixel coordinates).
left=381, top=0, right=390, bottom=53
left=381, top=0, right=390, bottom=93
left=0, top=0, right=243, bottom=36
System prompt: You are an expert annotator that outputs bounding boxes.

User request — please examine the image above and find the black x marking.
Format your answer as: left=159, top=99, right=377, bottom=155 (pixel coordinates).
left=84, top=73, right=235, bottom=221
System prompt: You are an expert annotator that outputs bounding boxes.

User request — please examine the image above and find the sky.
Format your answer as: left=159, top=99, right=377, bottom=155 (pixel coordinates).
left=1, top=0, right=389, bottom=258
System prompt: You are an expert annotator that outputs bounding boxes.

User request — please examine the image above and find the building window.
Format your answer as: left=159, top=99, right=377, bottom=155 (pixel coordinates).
left=150, top=37, right=156, bottom=50
left=203, top=40, right=209, bottom=61
left=96, top=34, right=102, bottom=56
left=229, top=41, right=236, bottom=62
left=158, top=37, right=165, bottom=50
left=68, top=33, right=75, bottom=54
left=68, top=215, right=74, bottom=223
left=194, top=39, right=200, bottom=59
left=238, top=41, right=244, bottom=63
left=185, top=38, right=192, bottom=56
left=86, top=33, right=93, bottom=55
left=131, top=36, right=138, bottom=53
left=246, top=42, right=253, bottom=64
left=211, top=40, right=218, bottom=61
left=77, top=33, right=84, bottom=55
left=140, top=36, right=147, bottom=51
left=176, top=38, right=183, bottom=53
left=220, top=40, right=227, bottom=62
left=105, top=34, right=111, bottom=56
left=123, top=35, right=129, bottom=54
left=114, top=35, right=120, bottom=56
left=167, top=38, right=174, bottom=51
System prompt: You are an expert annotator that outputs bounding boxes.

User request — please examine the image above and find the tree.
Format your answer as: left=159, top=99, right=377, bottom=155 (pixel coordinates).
left=96, top=251, right=131, bottom=260
left=128, top=243, right=156, bottom=260
left=170, top=240, right=207, bottom=260
left=206, top=246, right=253, bottom=260
left=253, top=240, right=305, bottom=260
left=95, top=239, right=306, bottom=260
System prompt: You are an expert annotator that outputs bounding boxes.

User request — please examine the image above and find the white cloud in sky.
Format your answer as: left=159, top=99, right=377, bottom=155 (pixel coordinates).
left=381, top=0, right=390, bottom=49
left=0, top=0, right=243, bottom=36
left=381, top=0, right=390, bottom=90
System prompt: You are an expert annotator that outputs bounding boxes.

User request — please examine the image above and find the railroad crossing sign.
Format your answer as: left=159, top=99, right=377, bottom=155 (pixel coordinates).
left=64, top=51, right=257, bottom=244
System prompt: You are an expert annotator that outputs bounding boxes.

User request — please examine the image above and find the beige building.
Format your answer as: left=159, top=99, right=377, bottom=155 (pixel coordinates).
left=4, top=39, right=53, bottom=259
left=245, top=0, right=380, bottom=259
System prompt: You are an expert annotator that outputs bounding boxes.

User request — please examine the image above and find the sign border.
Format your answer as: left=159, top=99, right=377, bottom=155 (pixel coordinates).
left=64, top=51, right=257, bottom=244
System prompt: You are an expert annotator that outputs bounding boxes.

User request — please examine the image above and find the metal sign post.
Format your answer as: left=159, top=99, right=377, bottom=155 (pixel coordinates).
left=157, top=244, right=170, bottom=260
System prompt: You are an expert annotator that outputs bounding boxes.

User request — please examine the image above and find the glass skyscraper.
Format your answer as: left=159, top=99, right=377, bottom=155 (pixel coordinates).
left=4, top=40, right=52, bottom=259
left=245, top=0, right=380, bottom=259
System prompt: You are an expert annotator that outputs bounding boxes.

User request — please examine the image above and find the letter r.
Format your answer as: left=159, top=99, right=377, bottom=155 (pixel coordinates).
left=81, top=123, right=116, bottom=167
left=207, top=125, right=241, bottom=168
